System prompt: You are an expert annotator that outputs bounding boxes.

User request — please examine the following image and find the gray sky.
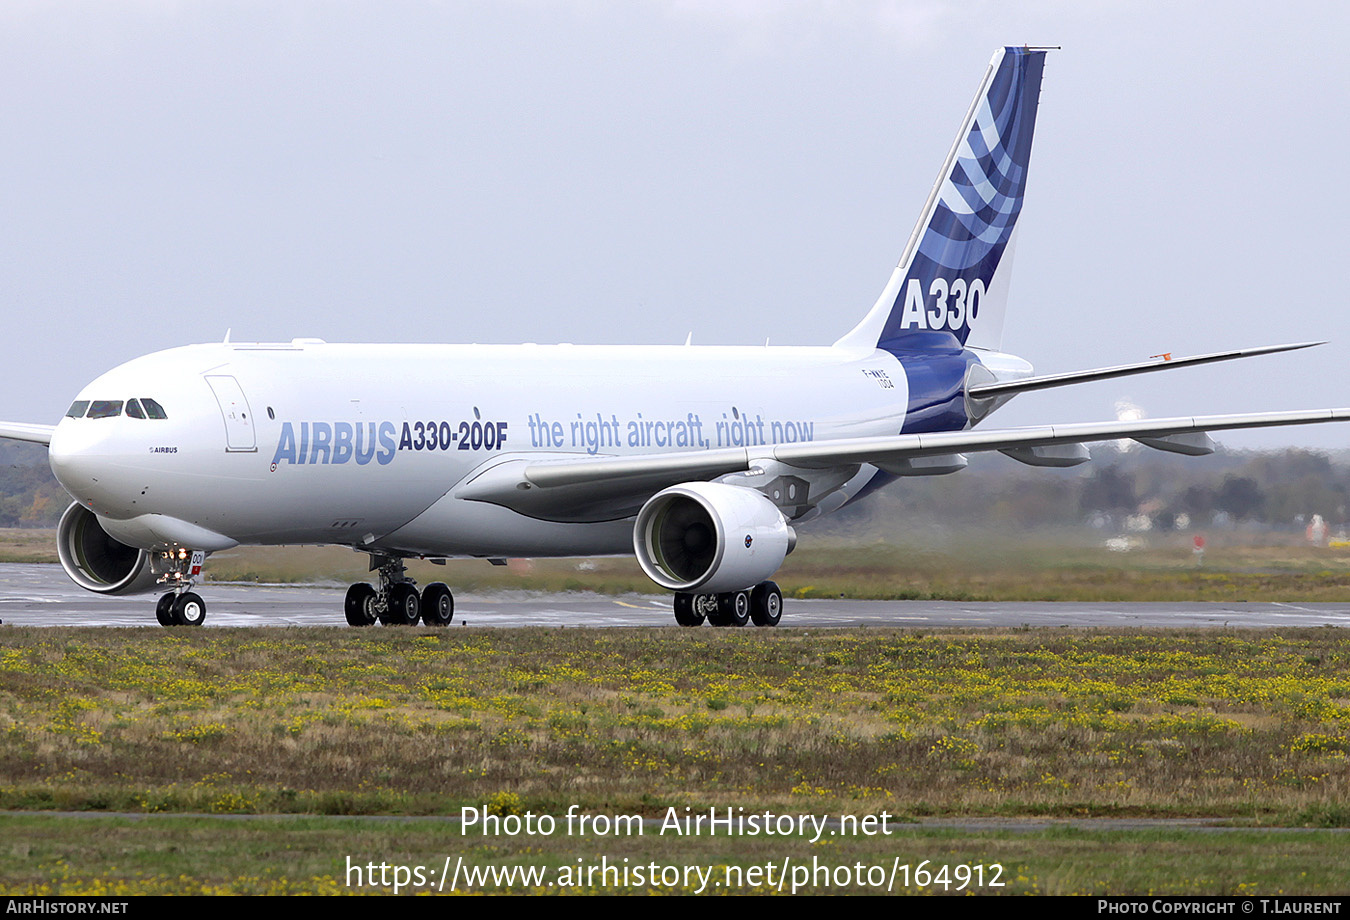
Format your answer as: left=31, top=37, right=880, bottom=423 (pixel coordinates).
left=2, top=1, right=1347, bottom=448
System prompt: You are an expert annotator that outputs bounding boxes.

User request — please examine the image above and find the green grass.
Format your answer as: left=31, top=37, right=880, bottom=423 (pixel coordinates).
left=5, top=626, right=1350, bottom=895
left=1, top=815, right=1348, bottom=895
left=7, top=527, right=1350, bottom=601
left=3, top=627, right=1350, bottom=820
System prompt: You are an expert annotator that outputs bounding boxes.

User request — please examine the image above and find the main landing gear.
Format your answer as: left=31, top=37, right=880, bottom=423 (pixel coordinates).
left=673, top=581, right=782, bottom=628
left=344, top=555, right=455, bottom=627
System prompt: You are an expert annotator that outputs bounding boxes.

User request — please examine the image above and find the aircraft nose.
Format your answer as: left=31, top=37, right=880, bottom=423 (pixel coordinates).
left=48, top=421, right=112, bottom=508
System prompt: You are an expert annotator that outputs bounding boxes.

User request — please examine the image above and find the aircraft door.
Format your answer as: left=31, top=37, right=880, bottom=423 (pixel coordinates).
left=204, top=375, right=257, bottom=452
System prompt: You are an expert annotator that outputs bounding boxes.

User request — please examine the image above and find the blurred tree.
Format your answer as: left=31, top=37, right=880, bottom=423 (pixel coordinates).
left=1216, top=475, right=1265, bottom=521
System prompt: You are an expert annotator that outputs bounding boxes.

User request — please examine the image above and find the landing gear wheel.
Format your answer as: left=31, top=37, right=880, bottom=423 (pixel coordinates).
left=421, top=583, right=454, bottom=627
left=750, top=581, right=783, bottom=627
left=713, top=591, right=750, bottom=627
left=704, top=594, right=728, bottom=626
left=673, top=593, right=705, bottom=627
left=172, top=592, right=206, bottom=627
left=345, top=583, right=378, bottom=627
left=382, top=582, right=421, bottom=626
left=155, top=593, right=176, bottom=627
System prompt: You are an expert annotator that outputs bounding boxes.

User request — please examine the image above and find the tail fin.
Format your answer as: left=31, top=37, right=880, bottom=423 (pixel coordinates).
left=836, top=46, right=1049, bottom=355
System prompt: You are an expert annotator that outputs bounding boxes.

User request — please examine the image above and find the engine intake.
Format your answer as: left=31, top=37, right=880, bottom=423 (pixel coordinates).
left=634, top=482, right=793, bottom=594
left=57, top=502, right=160, bottom=595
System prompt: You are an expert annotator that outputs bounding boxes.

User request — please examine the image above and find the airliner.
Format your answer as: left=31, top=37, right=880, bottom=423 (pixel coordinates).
left=1, top=46, right=1346, bottom=628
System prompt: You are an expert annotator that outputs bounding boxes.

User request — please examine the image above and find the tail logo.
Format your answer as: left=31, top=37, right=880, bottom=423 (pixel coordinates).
left=898, top=277, right=987, bottom=331
left=879, top=48, right=1045, bottom=352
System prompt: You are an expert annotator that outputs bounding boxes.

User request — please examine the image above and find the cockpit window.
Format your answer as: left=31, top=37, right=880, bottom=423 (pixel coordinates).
left=66, top=397, right=164, bottom=420
left=86, top=400, right=123, bottom=419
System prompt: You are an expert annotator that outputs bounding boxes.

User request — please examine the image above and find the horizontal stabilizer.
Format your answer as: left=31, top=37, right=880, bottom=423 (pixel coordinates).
left=968, top=342, right=1322, bottom=400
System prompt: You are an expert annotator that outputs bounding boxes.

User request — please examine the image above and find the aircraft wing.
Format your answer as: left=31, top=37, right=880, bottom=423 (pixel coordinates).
left=0, top=423, right=55, bottom=446
left=503, top=406, right=1349, bottom=489
left=454, top=407, right=1349, bottom=522
left=758, top=408, right=1350, bottom=471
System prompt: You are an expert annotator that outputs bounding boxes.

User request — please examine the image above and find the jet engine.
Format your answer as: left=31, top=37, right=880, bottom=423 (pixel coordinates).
left=56, top=502, right=160, bottom=595
left=634, top=482, right=794, bottom=594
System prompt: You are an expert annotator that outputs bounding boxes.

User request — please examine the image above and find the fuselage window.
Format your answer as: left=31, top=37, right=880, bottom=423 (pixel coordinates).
left=86, top=400, right=124, bottom=419
left=125, top=399, right=146, bottom=419
left=141, top=398, right=168, bottom=419
left=65, top=401, right=90, bottom=419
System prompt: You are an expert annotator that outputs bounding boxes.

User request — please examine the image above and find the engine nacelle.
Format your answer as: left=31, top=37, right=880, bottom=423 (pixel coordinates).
left=57, top=502, right=161, bottom=596
left=634, top=482, right=794, bottom=594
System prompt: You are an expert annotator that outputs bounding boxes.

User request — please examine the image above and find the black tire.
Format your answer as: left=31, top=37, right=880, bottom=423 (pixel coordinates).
left=345, top=583, right=378, bottom=627
left=172, top=592, right=206, bottom=627
left=673, top=592, right=705, bottom=627
left=750, top=581, right=783, bottom=627
left=381, top=583, right=420, bottom=626
left=704, top=593, right=728, bottom=626
left=421, top=583, right=454, bottom=626
left=155, top=593, right=176, bottom=627
left=714, top=591, right=750, bottom=627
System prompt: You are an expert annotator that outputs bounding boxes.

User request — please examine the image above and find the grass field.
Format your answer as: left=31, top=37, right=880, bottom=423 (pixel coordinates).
left=7, top=526, right=1348, bottom=602
left=3, top=626, right=1349, bottom=819
left=3, top=814, right=1349, bottom=895
left=3, top=626, right=1350, bottom=894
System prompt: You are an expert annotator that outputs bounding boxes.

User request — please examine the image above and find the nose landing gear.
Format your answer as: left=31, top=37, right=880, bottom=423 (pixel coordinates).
left=153, top=549, right=208, bottom=627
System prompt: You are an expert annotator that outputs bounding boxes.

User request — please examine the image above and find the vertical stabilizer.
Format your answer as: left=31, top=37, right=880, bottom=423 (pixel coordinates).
left=836, top=47, right=1049, bottom=355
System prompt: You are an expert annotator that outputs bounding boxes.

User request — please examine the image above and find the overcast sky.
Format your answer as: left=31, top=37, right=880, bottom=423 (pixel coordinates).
left=1, top=1, right=1347, bottom=449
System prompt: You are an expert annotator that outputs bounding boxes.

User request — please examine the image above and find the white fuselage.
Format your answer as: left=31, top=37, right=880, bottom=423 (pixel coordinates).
left=47, top=341, right=1031, bottom=560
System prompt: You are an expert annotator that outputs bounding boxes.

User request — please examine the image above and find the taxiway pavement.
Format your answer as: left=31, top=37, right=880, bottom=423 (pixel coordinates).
left=1, top=564, right=1346, bottom=629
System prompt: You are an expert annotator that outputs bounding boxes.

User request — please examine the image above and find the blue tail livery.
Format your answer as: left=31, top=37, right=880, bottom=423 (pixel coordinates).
left=838, top=46, right=1050, bottom=357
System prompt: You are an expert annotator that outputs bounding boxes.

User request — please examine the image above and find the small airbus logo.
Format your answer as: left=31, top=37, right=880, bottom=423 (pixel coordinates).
left=745, top=534, right=753, bottom=549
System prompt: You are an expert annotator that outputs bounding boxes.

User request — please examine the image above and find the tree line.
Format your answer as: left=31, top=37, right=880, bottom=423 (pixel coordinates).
left=827, top=446, right=1350, bottom=535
